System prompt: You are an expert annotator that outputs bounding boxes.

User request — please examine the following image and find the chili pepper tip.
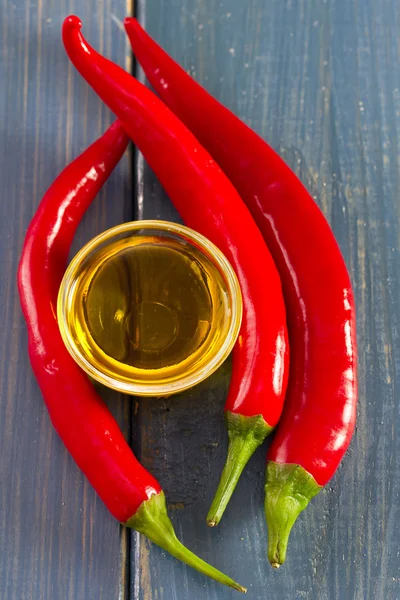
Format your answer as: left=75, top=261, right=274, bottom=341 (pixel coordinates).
left=63, top=15, right=82, bottom=33
left=123, top=18, right=142, bottom=37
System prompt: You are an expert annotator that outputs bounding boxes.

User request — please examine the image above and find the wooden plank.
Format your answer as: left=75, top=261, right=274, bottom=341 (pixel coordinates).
left=132, top=1, right=400, bottom=599
left=0, top=2, right=133, bottom=599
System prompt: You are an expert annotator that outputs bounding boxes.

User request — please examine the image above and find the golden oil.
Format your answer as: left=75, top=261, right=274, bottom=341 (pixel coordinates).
left=58, top=222, right=242, bottom=396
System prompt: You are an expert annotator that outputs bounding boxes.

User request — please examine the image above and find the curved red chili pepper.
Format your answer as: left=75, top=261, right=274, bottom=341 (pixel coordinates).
left=18, top=121, right=245, bottom=592
left=62, top=15, right=289, bottom=527
left=124, top=18, right=357, bottom=567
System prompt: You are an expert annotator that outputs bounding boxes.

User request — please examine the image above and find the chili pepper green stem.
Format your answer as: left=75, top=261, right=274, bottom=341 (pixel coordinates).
left=207, top=412, right=272, bottom=526
left=264, top=462, right=321, bottom=568
left=124, top=491, right=246, bottom=593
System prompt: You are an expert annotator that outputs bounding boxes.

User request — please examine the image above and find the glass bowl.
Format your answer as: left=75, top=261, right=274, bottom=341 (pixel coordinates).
left=57, top=220, right=242, bottom=396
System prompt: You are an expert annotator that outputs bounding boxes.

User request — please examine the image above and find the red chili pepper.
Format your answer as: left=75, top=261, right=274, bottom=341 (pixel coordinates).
left=18, top=121, right=245, bottom=592
left=124, top=18, right=358, bottom=567
left=62, top=15, right=289, bottom=527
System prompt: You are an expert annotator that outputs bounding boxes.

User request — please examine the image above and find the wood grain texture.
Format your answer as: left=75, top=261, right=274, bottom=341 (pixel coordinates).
left=133, top=1, right=400, bottom=599
left=0, top=1, right=133, bottom=599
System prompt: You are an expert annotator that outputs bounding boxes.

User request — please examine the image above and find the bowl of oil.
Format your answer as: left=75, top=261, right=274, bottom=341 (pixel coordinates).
left=57, top=220, right=243, bottom=396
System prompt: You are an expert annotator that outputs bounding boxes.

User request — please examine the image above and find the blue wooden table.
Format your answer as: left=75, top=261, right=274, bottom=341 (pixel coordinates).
left=1, top=1, right=399, bottom=599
